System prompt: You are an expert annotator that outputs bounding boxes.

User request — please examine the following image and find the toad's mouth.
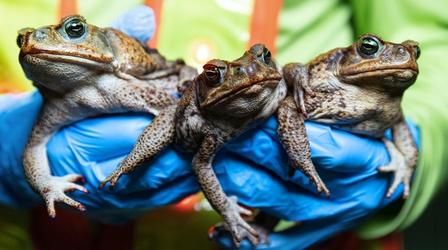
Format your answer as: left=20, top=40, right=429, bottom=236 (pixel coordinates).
left=341, top=68, right=418, bottom=82
left=202, top=77, right=282, bottom=107
left=23, top=53, right=114, bottom=71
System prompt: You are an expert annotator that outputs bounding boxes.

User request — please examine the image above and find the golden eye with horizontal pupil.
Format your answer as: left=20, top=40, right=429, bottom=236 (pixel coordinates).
left=359, top=36, right=381, bottom=56
left=65, top=18, right=86, bottom=38
left=203, top=66, right=222, bottom=86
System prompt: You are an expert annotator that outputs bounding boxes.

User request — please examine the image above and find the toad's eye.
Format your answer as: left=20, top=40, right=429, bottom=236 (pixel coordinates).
left=203, top=65, right=223, bottom=86
left=257, top=47, right=272, bottom=64
left=65, top=18, right=86, bottom=38
left=359, top=36, right=381, bottom=56
left=414, top=45, right=421, bottom=59
left=262, top=48, right=271, bottom=64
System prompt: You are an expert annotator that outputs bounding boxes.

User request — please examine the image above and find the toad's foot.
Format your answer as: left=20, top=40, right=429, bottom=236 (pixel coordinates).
left=99, top=169, right=125, bottom=190
left=216, top=196, right=259, bottom=247
left=248, top=222, right=270, bottom=245
left=379, top=139, right=413, bottom=199
left=288, top=165, right=330, bottom=196
left=210, top=221, right=270, bottom=246
left=40, top=174, right=88, bottom=218
left=308, top=170, right=331, bottom=197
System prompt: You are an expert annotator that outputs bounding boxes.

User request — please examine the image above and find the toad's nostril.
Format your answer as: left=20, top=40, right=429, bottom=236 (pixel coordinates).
left=235, top=66, right=246, bottom=75
left=414, top=45, right=421, bottom=59
left=17, top=27, right=35, bottom=48
left=16, top=34, right=24, bottom=48
left=34, top=29, right=48, bottom=41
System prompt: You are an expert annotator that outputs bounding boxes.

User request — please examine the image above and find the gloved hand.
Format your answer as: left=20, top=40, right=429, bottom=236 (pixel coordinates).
left=0, top=89, right=419, bottom=243
left=212, top=117, right=419, bottom=250
left=0, top=5, right=420, bottom=248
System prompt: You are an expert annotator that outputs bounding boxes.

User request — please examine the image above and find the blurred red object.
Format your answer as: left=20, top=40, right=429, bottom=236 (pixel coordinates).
left=30, top=206, right=134, bottom=250
left=172, top=194, right=202, bottom=213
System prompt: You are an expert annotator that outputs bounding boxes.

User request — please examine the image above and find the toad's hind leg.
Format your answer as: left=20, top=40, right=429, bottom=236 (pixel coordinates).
left=193, top=136, right=259, bottom=247
left=379, top=119, right=418, bottom=198
left=277, top=96, right=330, bottom=196
left=23, top=102, right=88, bottom=218
left=99, top=105, right=176, bottom=189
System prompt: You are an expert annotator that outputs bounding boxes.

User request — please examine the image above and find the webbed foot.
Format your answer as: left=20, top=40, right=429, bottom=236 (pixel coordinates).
left=40, top=174, right=88, bottom=218
left=379, top=139, right=413, bottom=198
left=214, top=196, right=259, bottom=247
left=308, top=171, right=330, bottom=197
left=99, top=169, right=125, bottom=190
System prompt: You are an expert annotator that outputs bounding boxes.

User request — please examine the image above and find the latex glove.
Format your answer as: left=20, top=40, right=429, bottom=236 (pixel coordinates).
left=0, top=88, right=419, bottom=228
left=0, top=91, right=199, bottom=224
left=212, top=117, right=419, bottom=250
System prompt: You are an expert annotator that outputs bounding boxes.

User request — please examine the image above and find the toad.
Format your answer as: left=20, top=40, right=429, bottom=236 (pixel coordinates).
left=17, top=15, right=197, bottom=217
left=100, top=44, right=329, bottom=246
left=283, top=34, right=420, bottom=199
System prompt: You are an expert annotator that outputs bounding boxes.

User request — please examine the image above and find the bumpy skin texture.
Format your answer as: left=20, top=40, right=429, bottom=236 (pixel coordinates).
left=100, top=44, right=289, bottom=246
left=17, top=15, right=197, bottom=217
left=235, top=34, right=421, bottom=247
left=283, top=34, right=420, bottom=198
left=277, top=96, right=330, bottom=196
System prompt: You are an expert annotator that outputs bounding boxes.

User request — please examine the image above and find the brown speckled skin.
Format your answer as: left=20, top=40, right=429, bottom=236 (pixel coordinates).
left=18, top=15, right=197, bottom=218
left=100, top=44, right=288, bottom=246
left=283, top=34, right=420, bottom=199
left=277, top=96, right=330, bottom=195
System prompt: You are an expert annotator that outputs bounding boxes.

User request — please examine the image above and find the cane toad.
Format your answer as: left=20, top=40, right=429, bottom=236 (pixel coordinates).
left=100, top=44, right=328, bottom=246
left=17, top=15, right=197, bottom=217
left=283, top=34, right=420, bottom=198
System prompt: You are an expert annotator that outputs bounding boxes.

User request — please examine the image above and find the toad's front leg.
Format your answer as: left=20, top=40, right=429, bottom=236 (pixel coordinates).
left=99, top=105, right=176, bottom=189
left=283, top=63, right=315, bottom=116
left=177, top=64, right=198, bottom=93
left=23, top=101, right=87, bottom=218
left=277, top=96, right=330, bottom=196
left=193, top=135, right=259, bottom=247
left=379, top=118, right=418, bottom=198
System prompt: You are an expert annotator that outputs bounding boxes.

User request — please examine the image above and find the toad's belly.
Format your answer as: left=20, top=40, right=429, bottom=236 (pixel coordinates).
left=305, top=88, right=402, bottom=138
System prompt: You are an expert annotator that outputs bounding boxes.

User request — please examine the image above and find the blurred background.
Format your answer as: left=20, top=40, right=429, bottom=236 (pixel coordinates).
left=1, top=0, right=447, bottom=249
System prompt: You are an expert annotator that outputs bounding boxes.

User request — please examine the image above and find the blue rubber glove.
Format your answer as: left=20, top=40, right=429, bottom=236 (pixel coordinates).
left=0, top=5, right=420, bottom=248
left=0, top=91, right=419, bottom=243
left=212, top=117, right=419, bottom=250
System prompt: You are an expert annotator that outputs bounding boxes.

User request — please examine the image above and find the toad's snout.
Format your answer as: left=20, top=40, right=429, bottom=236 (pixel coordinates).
left=16, top=28, right=35, bottom=48
left=402, top=40, right=420, bottom=60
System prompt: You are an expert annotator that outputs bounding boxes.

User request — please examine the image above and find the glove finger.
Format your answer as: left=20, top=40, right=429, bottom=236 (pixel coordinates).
left=48, top=113, right=193, bottom=193
left=225, top=116, right=419, bottom=186
left=215, top=148, right=403, bottom=221
left=214, top=216, right=361, bottom=250
left=110, top=5, right=156, bottom=44
left=48, top=113, right=153, bottom=163
left=0, top=91, right=43, bottom=207
left=223, top=117, right=389, bottom=190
